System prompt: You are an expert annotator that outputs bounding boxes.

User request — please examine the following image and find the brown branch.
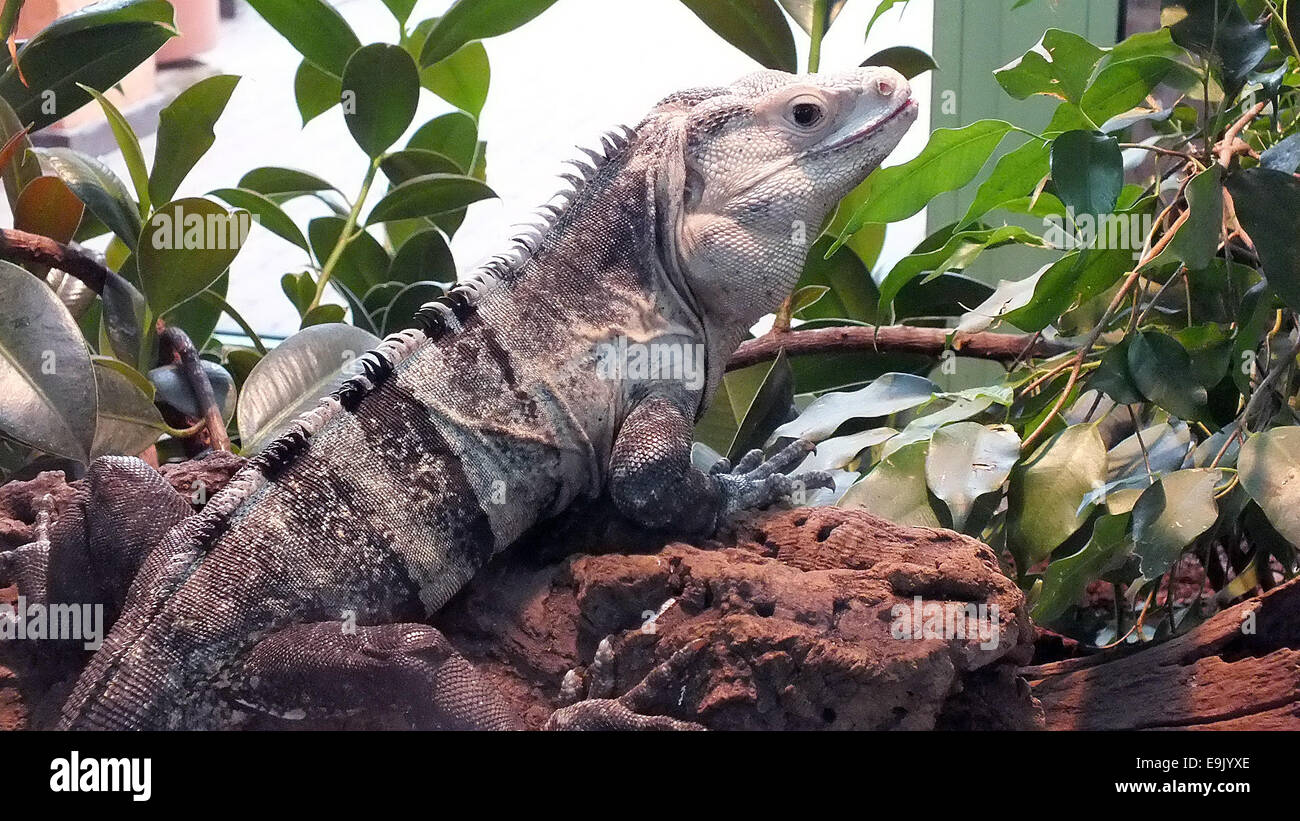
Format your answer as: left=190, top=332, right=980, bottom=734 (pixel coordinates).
left=1217, top=101, right=1268, bottom=168
left=0, top=227, right=112, bottom=292
left=157, top=322, right=231, bottom=452
left=727, top=325, right=1069, bottom=371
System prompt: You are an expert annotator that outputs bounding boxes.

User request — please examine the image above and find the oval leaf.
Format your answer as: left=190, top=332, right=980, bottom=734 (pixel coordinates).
left=342, top=43, right=420, bottom=158
left=365, top=173, right=495, bottom=224
left=237, top=323, right=380, bottom=454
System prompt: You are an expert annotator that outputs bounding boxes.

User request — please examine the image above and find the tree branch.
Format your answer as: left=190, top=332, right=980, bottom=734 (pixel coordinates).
left=0, top=227, right=113, bottom=292
left=727, top=325, right=1070, bottom=371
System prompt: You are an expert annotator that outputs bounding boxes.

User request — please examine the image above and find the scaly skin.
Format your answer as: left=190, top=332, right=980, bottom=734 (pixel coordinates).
left=43, top=67, right=916, bottom=729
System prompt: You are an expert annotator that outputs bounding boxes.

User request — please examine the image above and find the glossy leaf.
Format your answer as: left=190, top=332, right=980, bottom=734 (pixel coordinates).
left=1008, top=424, right=1108, bottom=571
left=1132, top=469, right=1220, bottom=581
left=239, top=166, right=335, bottom=197
left=861, top=46, right=938, bottom=79
left=1000, top=247, right=1133, bottom=332
left=307, top=217, right=391, bottom=295
left=0, top=260, right=95, bottom=463
left=419, top=0, right=558, bottom=66
left=839, top=441, right=942, bottom=528
left=388, top=228, right=455, bottom=284
left=14, top=176, right=84, bottom=244
left=879, top=224, right=1041, bottom=313
left=408, top=112, right=478, bottom=171
left=80, top=84, right=151, bottom=213
left=1051, top=130, right=1123, bottom=217
left=365, top=173, right=495, bottom=224
left=1034, top=512, right=1132, bottom=624
left=245, top=0, right=360, bottom=77
left=837, top=120, right=1011, bottom=233
left=995, top=29, right=1105, bottom=105
left=148, top=359, right=234, bottom=421
left=149, top=74, right=240, bottom=207
left=136, top=197, right=245, bottom=314
left=1225, top=169, right=1300, bottom=315
left=1167, top=0, right=1268, bottom=91
left=342, top=44, right=420, bottom=158
left=209, top=187, right=310, bottom=252
left=678, top=0, right=797, bottom=72
left=925, top=422, right=1020, bottom=530
left=294, top=59, right=341, bottom=126
left=89, top=359, right=164, bottom=459
left=768, top=373, right=937, bottom=442
left=1127, top=331, right=1207, bottom=420
left=40, top=147, right=141, bottom=249
left=1239, top=428, right=1300, bottom=548
left=0, top=96, right=41, bottom=211
left=957, top=138, right=1050, bottom=230
left=237, top=323, right=380, bottom=454
left=0, top=0, right=175, bottom=131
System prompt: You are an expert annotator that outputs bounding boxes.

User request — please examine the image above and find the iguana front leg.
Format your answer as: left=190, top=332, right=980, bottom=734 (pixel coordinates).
left=230, top=621, right=521, bottom=730
left=608, top=393, right=832, bottom=534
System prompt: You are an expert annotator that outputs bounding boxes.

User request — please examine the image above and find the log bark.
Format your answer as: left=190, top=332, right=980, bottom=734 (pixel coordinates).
left=1027, top=575, right=1300, bottom=730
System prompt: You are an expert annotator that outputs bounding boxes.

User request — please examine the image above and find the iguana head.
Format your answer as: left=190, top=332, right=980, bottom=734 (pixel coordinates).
left=645, top=67, right=916, bottom=335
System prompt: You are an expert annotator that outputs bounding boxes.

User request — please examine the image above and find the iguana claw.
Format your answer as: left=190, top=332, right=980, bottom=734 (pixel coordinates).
left=711, top=438, right=834, bottom=515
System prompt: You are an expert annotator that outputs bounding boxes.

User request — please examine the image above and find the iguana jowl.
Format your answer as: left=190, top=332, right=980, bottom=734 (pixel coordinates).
left=34, top=67, right=916, bottom=729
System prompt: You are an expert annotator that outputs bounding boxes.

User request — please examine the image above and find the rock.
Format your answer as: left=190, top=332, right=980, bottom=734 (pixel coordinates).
left=1, top=457, right=1042, bottom=730
left=437, top=506, right=1042, bottom=730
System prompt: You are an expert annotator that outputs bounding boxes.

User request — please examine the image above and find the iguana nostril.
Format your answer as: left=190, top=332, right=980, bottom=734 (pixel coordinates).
left=875, top=78, right=896, bottom=97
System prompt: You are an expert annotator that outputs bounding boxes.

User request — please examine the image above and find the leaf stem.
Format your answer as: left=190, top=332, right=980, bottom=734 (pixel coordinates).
left=309, top=155, right=381, bottom=312
left=807, top=0, right=828, bottom=73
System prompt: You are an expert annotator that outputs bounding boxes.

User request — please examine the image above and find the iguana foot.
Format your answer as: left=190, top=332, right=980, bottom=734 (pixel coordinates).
left=710, top=439, right=834, bottom=515
left=545, top=638, right=707, bottom=731
left=231, top=621, right=522, bottom=730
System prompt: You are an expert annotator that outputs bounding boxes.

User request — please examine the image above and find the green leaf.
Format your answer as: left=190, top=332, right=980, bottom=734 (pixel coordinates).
left=839, top=441, right=942, bottom=528
left=878, top=224, right=1041, bottom=313
left=209, top=187, right=310, bottom=252
left=1127, top=331, right=1208, bottom=420
left=14, top=175, right=84, bottom=245
left=0, top=0, right=176, bottom=131
left=957, top=138, right=1050, bottom=230
left=777, top=0, right=848, bottom=35
left=90, top=357, right=164, bottom=459
left=245, top=0, right=361, bottom=77
left=0, top=95, right=42, bottom=212
left=925, top=421, right=1020, bottom=531
left=419, top=0, right=558, bottom=66
left=1167, top=0, right=1269, bottom=91
left=136, top=197, right=245, bottom=314
left=863, top=0, right=905, bottom=41
left=237, top=323, right=380, bottom=455
left=379, top=149, right=462, bottom=186
left=388, top=228, right=455, bottom=284
left=239, top=166, right=335, bottom=197
left=148, top=359, right=234, bottom=421
left=768, top=372, right=937, bottom=442
left=861, top=45, right=937, bottom=79
left=382, top=280, right=447, bottom=335
left=1034, top=512, right=1132, bottom=624
left=837, top=120, right=1012, bottom=233
left=994, top=29, right=1106, bottom=105
left=365, top=173, right=495, bottom=224
left=149, top=74, right=239, bottom=207
left=40, top=147, right=141, bottom=249
left=1080, top=56, right=1195, bottom=125
left=301, top=304, right=347, bottom=328
left=1000, top=247, right=1133, bottom=332
left=695, top=352, right=793, bottom=459
left=307, top=217, right=391, bottom=295
left=294, top=59, right=342, bottom=126
left=1239, top=427, right=1300, bottom=548
left=1008, top=423, right=1108, bottom=571
left=0, top=260, right=96, bottom=463
left=408, top=112, right=478, bottom=171
left=678, top=0, right=797, bottom=72
left=795, top=237, right=878, bottom=323
left=380, top=0, right=418, bottom=25
left=1132, top=468, right=1220, bottom=581
left=1051, top=130, right=1123, bottom=218
left=420, top=41, right=489, bottom=117
left=1225, top=168, right=1300, bottom=315
left=79, top=84, right=151, bottom=213
left=342, top=44, right=420, bottom=158
left=1155, top=165, right=1222, bottom=273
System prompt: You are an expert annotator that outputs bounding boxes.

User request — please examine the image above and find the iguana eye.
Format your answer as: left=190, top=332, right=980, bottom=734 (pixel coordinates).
left=790, top=101, right=824, bottom=128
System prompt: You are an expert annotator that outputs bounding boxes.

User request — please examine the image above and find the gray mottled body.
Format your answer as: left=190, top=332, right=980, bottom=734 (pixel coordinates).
left=49, top=67, right=916, bottom=729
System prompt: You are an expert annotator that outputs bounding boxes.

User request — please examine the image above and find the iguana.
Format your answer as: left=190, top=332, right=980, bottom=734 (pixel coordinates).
left=5, top=67, right=916, bottom=729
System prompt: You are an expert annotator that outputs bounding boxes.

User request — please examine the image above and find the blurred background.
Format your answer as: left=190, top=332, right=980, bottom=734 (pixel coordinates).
left=18, top=0, right=1154, bottom=341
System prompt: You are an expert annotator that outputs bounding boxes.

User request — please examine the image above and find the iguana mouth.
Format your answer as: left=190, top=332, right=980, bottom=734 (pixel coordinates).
left=817, top=98, right=918, bottom=154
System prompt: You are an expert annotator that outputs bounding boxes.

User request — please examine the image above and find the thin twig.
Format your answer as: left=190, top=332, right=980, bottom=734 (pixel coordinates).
left=157, top=322, right=230, bottom=452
